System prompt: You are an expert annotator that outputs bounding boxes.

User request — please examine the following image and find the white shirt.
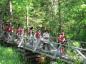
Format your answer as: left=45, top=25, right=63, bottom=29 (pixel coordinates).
left=43, top=32, right=49, bottom=38
left=43, top=32, right=50, bottom=43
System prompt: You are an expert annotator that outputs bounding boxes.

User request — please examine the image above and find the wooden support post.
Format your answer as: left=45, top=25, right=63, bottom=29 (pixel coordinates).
left=76, top=49, right=86, bottom=59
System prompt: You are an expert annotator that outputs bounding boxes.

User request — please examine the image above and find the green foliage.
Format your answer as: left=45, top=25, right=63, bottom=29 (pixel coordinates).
left=0, top=45, right=24, bottom=64
left=59, top=0, right=86, bottom=41
left=1, top=0, right=86, bottom=42
left=73, top=41, right=80, bottom=47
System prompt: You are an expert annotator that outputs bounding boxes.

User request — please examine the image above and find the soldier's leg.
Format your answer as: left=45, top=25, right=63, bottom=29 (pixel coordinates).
left=18, top=35, right=24, bottom=47
left=34, top=38, right=41, bottom=51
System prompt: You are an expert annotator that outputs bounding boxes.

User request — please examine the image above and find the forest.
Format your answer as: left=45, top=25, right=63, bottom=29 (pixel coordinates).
left=0, top=0, right=86, bottom=64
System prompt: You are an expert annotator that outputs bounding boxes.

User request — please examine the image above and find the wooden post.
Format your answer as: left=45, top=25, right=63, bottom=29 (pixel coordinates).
left=58, top=0, right=62, bottom=33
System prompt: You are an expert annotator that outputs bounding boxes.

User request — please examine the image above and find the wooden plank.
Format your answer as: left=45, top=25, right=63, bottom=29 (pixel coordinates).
left=20, top=46, right=74, bottom=64
left=75, top=49, right=86, bottom=59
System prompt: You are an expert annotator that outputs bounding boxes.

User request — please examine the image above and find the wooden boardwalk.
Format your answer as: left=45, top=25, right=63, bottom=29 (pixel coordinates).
left=0, top=32, right=86, bottom=64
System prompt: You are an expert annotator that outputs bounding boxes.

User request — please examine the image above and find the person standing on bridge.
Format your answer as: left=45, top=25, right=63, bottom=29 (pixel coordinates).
left=28, top=27, right=34, bottom=47
left=42, top=30, right=50, bottom=51
left=28, top=27, right=33, bottom=36
left=34, top=29, right=41, bottom=51
left=4, top=22, right=13, bottom=41
left=58, top=32, right=66, bottom=55
left=16, top=25, right=24, bottom=47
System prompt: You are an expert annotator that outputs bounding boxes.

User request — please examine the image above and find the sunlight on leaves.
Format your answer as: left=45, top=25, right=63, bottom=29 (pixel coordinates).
left=73, top=41, right=80, bottom=47
left=81, top=4, right=86, bottom=9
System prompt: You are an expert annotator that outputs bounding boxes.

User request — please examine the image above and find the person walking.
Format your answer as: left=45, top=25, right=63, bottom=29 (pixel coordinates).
left=16, top=25, right=24, bottom=47
left=34, top=30, right=41, bottom=51
left=42, top=30, right=50, bottom=51
left=58, top=32, right=66, bottom=56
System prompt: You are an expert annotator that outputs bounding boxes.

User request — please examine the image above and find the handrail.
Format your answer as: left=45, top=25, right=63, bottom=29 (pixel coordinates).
left=75, top=49, right=86, bottom=59
left=1, top=31, right=86, bottom=51
left=0, top=31, right=86, bottom=64
left=51, top=41, right=86, bottom=51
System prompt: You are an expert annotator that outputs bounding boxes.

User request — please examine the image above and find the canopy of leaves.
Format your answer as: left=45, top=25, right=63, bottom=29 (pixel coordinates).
left=0, top=0, right=86, bottom=41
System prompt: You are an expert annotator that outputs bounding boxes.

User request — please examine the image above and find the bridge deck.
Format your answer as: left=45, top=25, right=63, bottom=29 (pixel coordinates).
left=0, top=32, right=86, bottom=64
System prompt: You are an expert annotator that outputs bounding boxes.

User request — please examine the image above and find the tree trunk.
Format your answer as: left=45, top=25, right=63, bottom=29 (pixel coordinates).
left=58, top=0, right=62, bottom=33
left=26, top=5, right=29, bottom=28
left=9, top=0, right=13, bottom=22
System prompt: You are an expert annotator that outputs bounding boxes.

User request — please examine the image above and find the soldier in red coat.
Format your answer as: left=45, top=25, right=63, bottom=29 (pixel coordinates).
left=27, top=27, right=34, bottom=47
left=16, top=26, right=24, bottom=47
left=28, top=27, right=33, bottom=36
left=58, top=32, right=66, bottom=56
left=34, top=30, right=41, bottom=51
left=4, top=22, right=13, bottom=42
left=35, top=30, right=41, bottom=39
left=5, top=22, right=13, bottom=34
left=16, top=27, right=24, bottom=36
left=4, top=22, right=13, bottom=41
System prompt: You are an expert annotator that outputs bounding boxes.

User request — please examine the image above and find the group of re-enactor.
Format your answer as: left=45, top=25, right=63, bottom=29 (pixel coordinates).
left=3, top=22, right=67, bottom=56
